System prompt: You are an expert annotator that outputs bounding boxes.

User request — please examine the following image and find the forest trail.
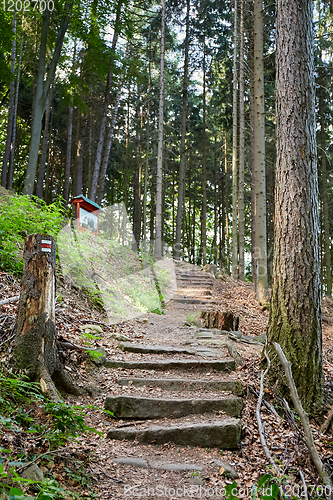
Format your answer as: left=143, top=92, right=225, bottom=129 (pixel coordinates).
left=78, top=262, right=267, bottom=499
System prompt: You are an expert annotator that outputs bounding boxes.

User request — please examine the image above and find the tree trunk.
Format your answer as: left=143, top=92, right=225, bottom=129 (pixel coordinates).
left=155, top=0, right=165, bottom=259
left=267, top=0, right=323, bottom=412
left=24, top=4, right=71, bottom=196
left=36, top=81, right=53, bottom=199
left=1, top=11, right=17, bottom=188
left=174, top=0, right=190, bottom=261
left=232, top=0, right=238, bottom=278
left=13, top=234, right=80, bottom=401
left=319, top=54, right=331, bottom=296
left=74, top=112, right=87, bottom=196
left=7, top=21, right=23, bottom=190
left=253, top=0, right=268, bottom=302
left=90, top=9, right=120, bottom=202
left=238, top=0, right=245, bottom=280
left=96, top=83, right=123, bottom=205
left=202, top=42, right=207, bottom=267
left=248, top=17, right=256, bottom=286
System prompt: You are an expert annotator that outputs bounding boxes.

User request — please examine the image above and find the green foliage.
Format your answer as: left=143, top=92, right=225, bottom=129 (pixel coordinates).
left=0, top=194, right=65, bottom=274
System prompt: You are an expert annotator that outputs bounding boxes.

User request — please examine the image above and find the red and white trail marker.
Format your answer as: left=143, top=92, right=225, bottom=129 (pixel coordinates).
left=41, top=239, right=52, bottom=252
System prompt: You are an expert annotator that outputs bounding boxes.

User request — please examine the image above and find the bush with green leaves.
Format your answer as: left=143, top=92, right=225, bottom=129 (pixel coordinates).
left=0, top=194, right=65, bottom=274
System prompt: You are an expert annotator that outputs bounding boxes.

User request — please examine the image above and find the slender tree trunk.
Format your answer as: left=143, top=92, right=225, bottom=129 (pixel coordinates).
left=319, top=55, right=331, bottom=296
left=213, top=137, right=218, bottom=265
left=7, top=21, right=23, bottom=190
left=248, top=17, right=256, bottom=286
left=202, top=43, right=207, bottom=266
left=174, top=0, right=190, bottom=260
left=96, top=84, right=123, bottom=205
left=238, top=0, right=245, bottom=280
left=254, top=0, right=268, bottom=302
left=1, top=11, right=17, bottom=188
left=155, top=0, right=165, bottom=259
left=74, top=113, right=87, bottom=196
left=24, top=5, right=71, bottom=195
left=90, top=9, right=120, bottom=202
left=267, top=0, right=322, bottom=412
left=232, top=0, right=238, bottom=278
left=36, top=81, right=53, bottom=199
left=142, top=51, right=151, bottom=251
left=63, top=105, right=73, bottom=201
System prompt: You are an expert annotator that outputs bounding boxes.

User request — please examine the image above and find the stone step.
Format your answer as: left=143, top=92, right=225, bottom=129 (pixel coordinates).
left=107, top=418, right=242, bottom=449
left=118, top=342, right=197, bottom=356
left=116, top=377, right=244, bottom=395
left=105, top=395, right=243, bottom=419
left=104, top=358, right=235, bottom=371
left=174, top=298, right=216, bottom=304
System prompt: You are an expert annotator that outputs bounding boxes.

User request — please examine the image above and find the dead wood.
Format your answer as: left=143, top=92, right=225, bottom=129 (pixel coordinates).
left=274, top=342, right=332, bottom=488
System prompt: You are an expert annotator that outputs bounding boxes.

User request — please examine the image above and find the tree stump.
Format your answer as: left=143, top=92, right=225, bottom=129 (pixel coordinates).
left=200, top=311, right=239, bottom=331
left=13, top=234, right=80, bottom=401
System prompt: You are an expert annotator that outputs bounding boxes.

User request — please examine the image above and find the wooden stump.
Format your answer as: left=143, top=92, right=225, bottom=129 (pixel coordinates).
left=13, top=234, right=80, bottom=401
left=200, top=310, right=239, bottom=331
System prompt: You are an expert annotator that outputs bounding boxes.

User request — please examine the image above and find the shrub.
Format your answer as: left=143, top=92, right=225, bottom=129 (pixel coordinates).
left=0, top=194, right=65, bottom=274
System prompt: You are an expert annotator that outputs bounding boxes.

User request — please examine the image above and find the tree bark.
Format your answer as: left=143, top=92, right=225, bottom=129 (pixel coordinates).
left=13, top=234, right=80, bottom=401
left=155, top=0, right=165, bottom=259
left=232, top=0, right=238, bottom=278
left=1, top=11, right=17, bottom=188
left=174, top=0, right=190, bottom=261
left=254, top=0, right=268, bottom=302
left=267, top=0, right=323, bottom=412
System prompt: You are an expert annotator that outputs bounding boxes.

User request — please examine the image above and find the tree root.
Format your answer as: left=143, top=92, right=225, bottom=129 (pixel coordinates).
left=39, top=363, right=81, bottom=402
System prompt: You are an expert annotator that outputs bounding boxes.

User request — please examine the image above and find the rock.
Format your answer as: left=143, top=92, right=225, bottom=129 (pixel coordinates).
left=229, top=331, right=243, bottom=340
left=189, top=474, right=204, bottom=485
left=107, top=418, right=242, bottom=448
left=91, top=346, right=106, bottom=366
left=21, top=463, right=45, bottom=483
left=79, top=324, right=103, bottom=334
left=114, top=457, right=148, bottom=469
left=110, top=332, right=131, bottom=342
left=150, top=462, right=203, bottom=471
left=104, top=394, right=243, bottom=419
left=256, top=334, right=266, bottom=344
left=212, top=459, right=238, bottom=479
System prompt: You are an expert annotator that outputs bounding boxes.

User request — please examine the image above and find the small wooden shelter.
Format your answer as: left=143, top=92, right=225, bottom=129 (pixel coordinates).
left=70, top=195, right=104, bottom=236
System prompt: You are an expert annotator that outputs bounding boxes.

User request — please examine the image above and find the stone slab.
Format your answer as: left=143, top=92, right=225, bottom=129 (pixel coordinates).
left=174, top=298, right=216, bottom=305
left=116, top=377, right=243, bottom=395
left=105, top=358, right=235, bottom=372
left=107, top=419, right=242, bottom=448
left=118, top=342, right=197, bottom=356
left=150, top=462, right=203, bottom=471
left=114, top=457, right=148, bottom=468
left=104, top=395, right=243, bottom=419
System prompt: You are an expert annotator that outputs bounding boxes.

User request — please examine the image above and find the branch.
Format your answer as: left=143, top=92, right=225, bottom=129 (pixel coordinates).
left=273, top=342, right=331, bottom=486
left=0, top=296, right=19, bottom=306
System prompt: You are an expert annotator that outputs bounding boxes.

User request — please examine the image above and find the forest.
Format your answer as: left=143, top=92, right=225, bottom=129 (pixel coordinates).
left=0, top=0, right=333, bottom=498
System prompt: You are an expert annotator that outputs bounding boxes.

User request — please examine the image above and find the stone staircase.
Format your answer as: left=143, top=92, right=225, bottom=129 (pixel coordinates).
left=104, top=262, right=243, bottom=455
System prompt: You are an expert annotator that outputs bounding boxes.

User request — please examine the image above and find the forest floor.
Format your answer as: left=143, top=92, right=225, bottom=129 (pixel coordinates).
left=1, top=262, right=333, bottom=499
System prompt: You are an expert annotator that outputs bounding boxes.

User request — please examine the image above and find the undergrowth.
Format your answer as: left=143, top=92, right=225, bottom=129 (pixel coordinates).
left=0, top=370, right=101, bottom=499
